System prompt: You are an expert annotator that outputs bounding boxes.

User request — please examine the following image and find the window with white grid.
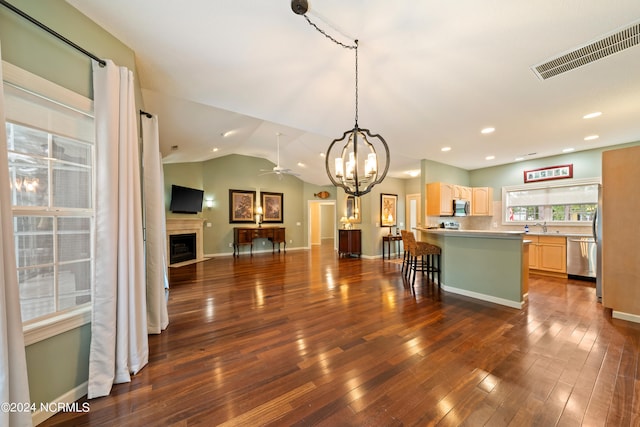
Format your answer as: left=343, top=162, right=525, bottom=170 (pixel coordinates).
left=3, top=61, right=95, bottom=330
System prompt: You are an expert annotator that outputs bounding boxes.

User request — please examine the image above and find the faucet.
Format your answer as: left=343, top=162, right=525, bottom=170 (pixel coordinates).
left=534, top=221, right=547, bottom=233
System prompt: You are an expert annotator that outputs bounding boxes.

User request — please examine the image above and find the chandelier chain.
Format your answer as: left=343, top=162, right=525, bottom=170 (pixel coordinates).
left=354, top=40, right=358, bottom=125
left=303, top=15, right=356, bottom=50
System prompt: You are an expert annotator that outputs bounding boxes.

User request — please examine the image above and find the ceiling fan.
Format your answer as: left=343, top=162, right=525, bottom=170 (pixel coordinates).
left=259, top=133, right=300, bottom=178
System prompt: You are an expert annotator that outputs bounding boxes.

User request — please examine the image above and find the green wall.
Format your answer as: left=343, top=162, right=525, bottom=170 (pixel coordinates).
left=163, top=155, right=411, bottom=258
left=469, top=141, right=640, bottom=200
left=333, top=176, right=407, bottom=257
left=164, top=154, right=334, bottom=253
left=1, top=0, right=144, bottom=408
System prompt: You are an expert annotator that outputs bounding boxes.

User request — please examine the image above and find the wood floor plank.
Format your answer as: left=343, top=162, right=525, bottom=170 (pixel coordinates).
left=40, top=242, right=640, bottom=426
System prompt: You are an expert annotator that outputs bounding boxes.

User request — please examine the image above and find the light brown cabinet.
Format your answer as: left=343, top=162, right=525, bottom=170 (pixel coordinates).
left=528, top=237, right=539, bottom=269
left=602, top=145, right=640, bottom=315
left=426, top=183, right=454, bottom=216
left=528, top=235, right=566, bottom=276
left=471, top=187, right=493, bottom=216
left=453, top=185, right=472, bottom=201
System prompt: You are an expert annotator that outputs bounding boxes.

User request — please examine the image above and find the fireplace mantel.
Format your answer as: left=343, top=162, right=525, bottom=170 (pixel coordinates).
left=166, top=218, right=206, bottom=266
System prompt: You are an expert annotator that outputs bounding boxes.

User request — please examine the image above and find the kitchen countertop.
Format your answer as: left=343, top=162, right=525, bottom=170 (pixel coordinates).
left=524, top=232, right=592, bottom=237
left=416, top=228, right=524, bottom=239
left=417, top=228, right=593, bottom=239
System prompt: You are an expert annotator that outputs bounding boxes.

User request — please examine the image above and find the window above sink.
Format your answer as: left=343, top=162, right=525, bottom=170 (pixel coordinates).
left=502, top=177, right=600, bottom=226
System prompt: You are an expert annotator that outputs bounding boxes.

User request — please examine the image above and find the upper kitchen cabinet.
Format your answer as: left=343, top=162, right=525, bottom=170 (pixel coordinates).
left=426, top=182, right=454, bottom=216
left=453, top=185, right=472, bottom=201
left=472, top=187, right=493, bottom=216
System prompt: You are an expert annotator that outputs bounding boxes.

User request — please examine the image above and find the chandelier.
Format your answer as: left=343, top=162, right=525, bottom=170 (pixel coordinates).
left=292, top=1, right=390, bottom=197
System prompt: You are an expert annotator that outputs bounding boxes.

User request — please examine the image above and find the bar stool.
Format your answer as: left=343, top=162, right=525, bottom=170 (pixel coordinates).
left=400, top=230, right=412, bottom=276
left=402, top=231, right=441, bottom=290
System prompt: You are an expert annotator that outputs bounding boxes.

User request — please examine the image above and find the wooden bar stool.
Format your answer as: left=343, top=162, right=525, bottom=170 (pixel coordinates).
left=400, top=230, right=413, bottom=277
left=402, top=231, right=441, bottom=290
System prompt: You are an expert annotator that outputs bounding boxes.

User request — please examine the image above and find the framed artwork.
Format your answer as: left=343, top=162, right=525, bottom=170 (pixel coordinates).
left=524, top=164, right=573, bottom=183
left=346, top=196, right=361, bottom=224
left=380, top=193, right=397, bottom=227
left=229, top=189, right=256, bottom=223
left=261, top=192, right=283, bottom=223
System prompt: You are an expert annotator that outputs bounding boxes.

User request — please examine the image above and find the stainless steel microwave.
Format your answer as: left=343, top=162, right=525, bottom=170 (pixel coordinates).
left=453, top=199, right=470, bottom=216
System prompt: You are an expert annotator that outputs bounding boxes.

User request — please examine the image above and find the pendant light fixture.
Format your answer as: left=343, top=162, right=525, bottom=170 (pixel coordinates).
left=292, top=1, right=390, bottom=197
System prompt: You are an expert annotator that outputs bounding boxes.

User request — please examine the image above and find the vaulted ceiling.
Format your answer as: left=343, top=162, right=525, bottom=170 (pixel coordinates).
left=67, top=1, right=640, bottom=185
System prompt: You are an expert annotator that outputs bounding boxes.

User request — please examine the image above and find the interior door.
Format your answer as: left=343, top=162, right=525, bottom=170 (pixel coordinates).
left=406, top=193, right=420, bottom=231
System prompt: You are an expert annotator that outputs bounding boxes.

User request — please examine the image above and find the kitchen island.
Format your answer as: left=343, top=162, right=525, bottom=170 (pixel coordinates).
left=416, top=228, right=528, bottom=309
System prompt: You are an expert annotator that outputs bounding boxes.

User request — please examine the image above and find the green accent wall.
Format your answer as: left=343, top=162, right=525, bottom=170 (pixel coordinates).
left=26, top=324, right=91, bottom=405
left=468, top=141, right=640, bottom=200
left=164, top=154, right=336, bottom=253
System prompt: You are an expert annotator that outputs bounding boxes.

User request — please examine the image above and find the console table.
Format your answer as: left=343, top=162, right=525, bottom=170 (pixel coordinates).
left=382, top=234, right=403, bottom=259
left=233, top=227, right=286, bottom=256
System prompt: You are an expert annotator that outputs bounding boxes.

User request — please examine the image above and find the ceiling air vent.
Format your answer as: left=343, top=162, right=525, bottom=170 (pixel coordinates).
left=531, top=20, right=640, bottom=80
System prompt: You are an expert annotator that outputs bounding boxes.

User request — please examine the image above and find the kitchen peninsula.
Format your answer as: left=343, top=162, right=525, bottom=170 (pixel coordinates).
left=416, top=228, right=528, bottom=309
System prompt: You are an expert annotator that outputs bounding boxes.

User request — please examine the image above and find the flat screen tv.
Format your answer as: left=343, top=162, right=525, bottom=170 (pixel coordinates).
left=169, top=185, right=204, bottom=214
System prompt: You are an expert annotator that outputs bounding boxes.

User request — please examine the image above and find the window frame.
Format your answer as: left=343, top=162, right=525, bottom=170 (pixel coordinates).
left=3, top=60, right=95, bottom=345
left=502, top=177, right=601, bottom=226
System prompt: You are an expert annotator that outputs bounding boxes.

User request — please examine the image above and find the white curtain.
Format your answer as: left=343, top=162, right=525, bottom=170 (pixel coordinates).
left=88, top=59, right=148, bottom=399
left=141, top=114, right=169, bottom=334
left=0, top=45, right=32, bottom=427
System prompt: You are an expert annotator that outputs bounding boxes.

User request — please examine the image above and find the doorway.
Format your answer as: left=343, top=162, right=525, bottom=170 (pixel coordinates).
left=406, top=193, right=420, bottom=231
left=309, top=200, right=336, bottom=248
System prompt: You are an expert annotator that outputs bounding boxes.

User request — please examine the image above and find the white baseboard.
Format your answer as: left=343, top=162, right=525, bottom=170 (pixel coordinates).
left=442, top=284, right=524, bottom=309
left=612, top=310, right=640, bottom=324
left=32, top=381, right=88, bottom=426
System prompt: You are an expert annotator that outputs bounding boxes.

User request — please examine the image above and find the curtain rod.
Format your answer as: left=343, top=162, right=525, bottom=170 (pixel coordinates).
left=0, top=0, right=107, bottom=67
left=140, top=110, right=152, bottom=118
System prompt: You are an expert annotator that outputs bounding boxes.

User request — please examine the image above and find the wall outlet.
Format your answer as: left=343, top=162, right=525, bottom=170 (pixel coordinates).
left=262, top=241, right=265, bottom=245
left=206, top=222, right=212, bottom=227
left=228, top=243, right=232, bottom=248
left=289, top=239, right=293, bottom=243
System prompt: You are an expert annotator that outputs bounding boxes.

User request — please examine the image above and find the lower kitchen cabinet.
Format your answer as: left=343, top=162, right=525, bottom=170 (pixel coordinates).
left=528, top=235, right=566, bottom=276
left=338, top=229, right=361, bottom=257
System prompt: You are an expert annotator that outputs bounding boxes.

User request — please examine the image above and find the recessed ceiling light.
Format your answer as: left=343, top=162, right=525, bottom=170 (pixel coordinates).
left=481, top=127, right=495, bottom=134
left=297, top=162, right=306, bottom=167
left=319, top=152, right=325, bottom=157
left=221, top=130, right=234, bottom=138
left=405, top=170, right=420, bottom=177
left=485, top=155, right=495, bottom=160
left=562, top=148, right=575, bottom=153
left=584, top=135, right=599, bottom=141
left=441, top=147, right=451, bottom=152
left=211, top=147, right=219, bottom=152
left=515, top=157, right=525, bottom=161
left=583, top=112, right=602, bottom=119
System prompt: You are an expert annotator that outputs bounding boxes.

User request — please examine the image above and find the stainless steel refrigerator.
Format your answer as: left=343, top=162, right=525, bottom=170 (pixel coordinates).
left=594, top=185, right=602, bottom=301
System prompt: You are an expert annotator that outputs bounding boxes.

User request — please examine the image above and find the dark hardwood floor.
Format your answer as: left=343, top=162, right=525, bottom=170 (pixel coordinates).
left=42, top=240, right=640, bottom=426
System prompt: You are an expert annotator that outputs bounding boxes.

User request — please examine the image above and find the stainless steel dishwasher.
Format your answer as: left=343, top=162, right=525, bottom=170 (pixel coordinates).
left=567, top=236, right=597, bottom=280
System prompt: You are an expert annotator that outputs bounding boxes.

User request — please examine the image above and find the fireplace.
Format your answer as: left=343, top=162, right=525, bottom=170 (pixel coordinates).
left=169, top=233, right=197, bottom=264
left=166, top=218, right=206, bottom=267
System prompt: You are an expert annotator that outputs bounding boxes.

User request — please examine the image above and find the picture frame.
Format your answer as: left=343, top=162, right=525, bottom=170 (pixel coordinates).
left=261, top=191, right=283, bottom=223
left=380, top=193, right=397, bottom=227
left=524, top=164, right=573, bottom=183
left=229, top=189, right=256, bottom=223
left=346, top=196, right=361, bottom=224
